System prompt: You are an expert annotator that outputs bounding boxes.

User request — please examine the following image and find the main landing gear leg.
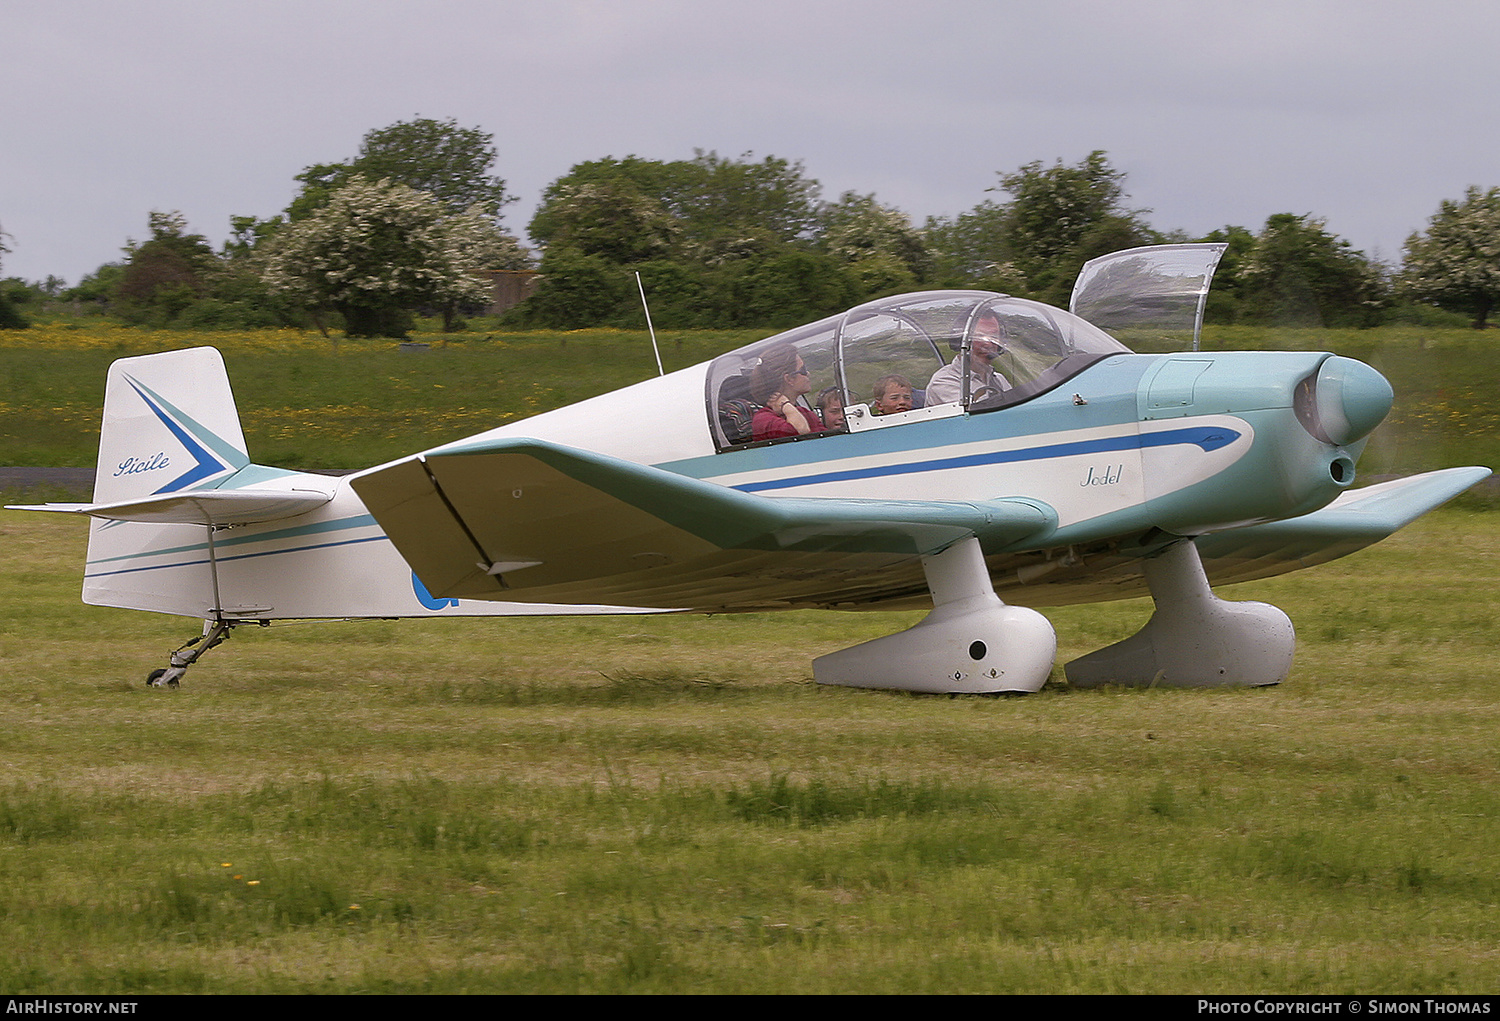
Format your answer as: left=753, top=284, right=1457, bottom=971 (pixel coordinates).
left=814, top=537, right=1057, bottom=694
left=147, top=619, right=235, bottom=688
left=1065, top=540, right=1295, bottom=688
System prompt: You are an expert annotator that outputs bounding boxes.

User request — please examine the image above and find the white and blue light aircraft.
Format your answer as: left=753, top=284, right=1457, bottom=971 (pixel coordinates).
left=14, top=245, right=1490, bottom=693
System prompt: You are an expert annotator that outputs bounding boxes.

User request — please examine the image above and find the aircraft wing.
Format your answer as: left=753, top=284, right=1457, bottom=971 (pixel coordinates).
left=1193, top=466, right=1492, bottom=585
left=972, top=466, right=1492, bottom=607
left=8, top=489, right=334, bottom=526
left=350, top=437, right=1056, bottom=610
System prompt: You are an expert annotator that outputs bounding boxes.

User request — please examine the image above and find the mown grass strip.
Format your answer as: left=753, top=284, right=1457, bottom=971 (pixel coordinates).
left=0, top=508, right=1495, bottom=992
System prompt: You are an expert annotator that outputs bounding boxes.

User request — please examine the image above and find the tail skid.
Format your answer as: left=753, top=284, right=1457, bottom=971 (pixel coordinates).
left=147, top=620, right=236, bottom=688
left=4, top=349, right=278, bottom=685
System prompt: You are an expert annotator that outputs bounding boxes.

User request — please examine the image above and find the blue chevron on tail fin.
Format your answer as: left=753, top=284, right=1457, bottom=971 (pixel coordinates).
left=93, top=347, right=250, bottom=505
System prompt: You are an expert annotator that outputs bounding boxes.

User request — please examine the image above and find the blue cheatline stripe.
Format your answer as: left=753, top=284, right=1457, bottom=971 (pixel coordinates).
left=84, top=534, right=388, bottom=580
left=86, top=514, right=380, bottom=566
left=728, top=425, right=1240, bottom=494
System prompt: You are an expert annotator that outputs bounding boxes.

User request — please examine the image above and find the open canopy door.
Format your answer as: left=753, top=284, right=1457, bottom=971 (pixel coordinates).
left=1070, top=243, right=1227, bottom=351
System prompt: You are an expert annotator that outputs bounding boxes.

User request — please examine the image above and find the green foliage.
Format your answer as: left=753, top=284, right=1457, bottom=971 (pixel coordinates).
left=42, top=119, right=531, bottom=333
left=993, top=151, right=1156, bottom=295
left=675, top=149, right=823, bottom=255
left=528, top=156, right=681, bottom=249
left=1200, top=225, right=1258, bottom=323
left=0, top=286, right=31, bottom=329
left=1399, top=185, right=1500, bottom=329
left=111, top=212, right=219, bottom=326
left=514, top=243, right=867, bottom=331
left=203, top=256, right=313, bottom=329
left=924, top=200, right=1012, bottom=284
left=3, top=276, right=62, bottom=308
left=60, top=262, right=125, bottom=311
left=628, top=259, right=714, bottom=328
left=52, top=212, right=306, bottom=330
left=520, top=152, right=836, bottom=328
left=725, top=248, right=861, bottom=328
left=1237, top=213, right=1387, bottom=327
left=0, top=225, right=23, bottom=329
left=353, top=117, right=513, bottom=215
left=289, top=117, right=514, bottom=221
left=921, top=151, right=1160, bottom=302
left=819, top=190, right=930, bottom=284
left=24, top=140, right=1496, bottom=335
left=1379, top=302, right=1472, bottom=328
left=258, top=119, right=535, bottom=336
left=532, top=150, right=821, bottom=259
left=510, top=246, right=628, bottom=327
left=531, top=178, right=680, bottom=263
left=222, top=214, right=282, bottom=260
left=840, top=253, right=918, bottom=297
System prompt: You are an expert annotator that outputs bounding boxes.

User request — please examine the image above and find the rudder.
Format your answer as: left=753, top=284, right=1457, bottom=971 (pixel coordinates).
left=94, top=347, right=249, bottom=504
left=84, top=348, right=251, bottom=617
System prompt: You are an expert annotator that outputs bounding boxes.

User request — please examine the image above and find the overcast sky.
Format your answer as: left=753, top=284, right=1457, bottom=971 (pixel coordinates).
left=4, top=0, right=1498, bottom=285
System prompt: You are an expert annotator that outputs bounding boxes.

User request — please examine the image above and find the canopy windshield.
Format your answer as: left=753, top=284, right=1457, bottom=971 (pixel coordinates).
left=1069, top=243, right=1227, bottom=350
left=706, top=291, right=1129, bottom=450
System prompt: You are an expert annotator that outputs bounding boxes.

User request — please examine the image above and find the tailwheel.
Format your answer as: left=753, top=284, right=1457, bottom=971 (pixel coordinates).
left=147, top=620, right=236, bottom=689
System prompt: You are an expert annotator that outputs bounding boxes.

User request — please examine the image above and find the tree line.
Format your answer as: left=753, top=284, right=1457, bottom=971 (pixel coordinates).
left=3, top=118, right=1498, bottom=334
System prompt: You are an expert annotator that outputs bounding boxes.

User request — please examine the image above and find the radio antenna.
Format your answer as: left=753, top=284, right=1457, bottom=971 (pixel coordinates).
left=635, top=271, right=665, bottom=377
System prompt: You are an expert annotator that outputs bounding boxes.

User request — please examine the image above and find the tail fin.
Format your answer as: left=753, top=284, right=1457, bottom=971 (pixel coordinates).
left=93, top=347, right=250, bottom=504
left=9, top=347, right=346, bottom=620
left=84, top=348, right=253, bottom=617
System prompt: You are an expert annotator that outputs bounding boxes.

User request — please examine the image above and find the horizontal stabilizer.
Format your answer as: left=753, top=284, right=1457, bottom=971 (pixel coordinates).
left=9, top=487, right=333, bottom=525
left=1196, top=466, right=1491, bottom=583
left=351, top=437, right=1056, bottom=606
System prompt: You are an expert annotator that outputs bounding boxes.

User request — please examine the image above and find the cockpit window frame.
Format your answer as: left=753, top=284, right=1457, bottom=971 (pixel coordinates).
left=705, top=291, right=1130, bottom=453
left=833, top=307, right=948, bottom=416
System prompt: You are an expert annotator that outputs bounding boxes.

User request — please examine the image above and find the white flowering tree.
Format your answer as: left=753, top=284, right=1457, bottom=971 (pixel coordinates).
left=821, top=192, right=925, bottom=263
left=261, top=177, right=528, bottom=337
left=1400, top=186, right=1500, bottom=329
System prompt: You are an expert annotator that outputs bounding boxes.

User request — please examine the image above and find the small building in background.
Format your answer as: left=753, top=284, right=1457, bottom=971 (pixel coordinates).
left=486, top=270, right=540, bottom=315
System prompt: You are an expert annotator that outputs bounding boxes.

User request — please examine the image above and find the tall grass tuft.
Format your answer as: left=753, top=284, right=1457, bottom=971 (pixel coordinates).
left=723, top=772, right=983, bottom=827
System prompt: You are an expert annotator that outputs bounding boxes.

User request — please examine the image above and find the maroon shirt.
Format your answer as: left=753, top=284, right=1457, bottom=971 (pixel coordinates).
left=752, top=404, right=821, bottom=441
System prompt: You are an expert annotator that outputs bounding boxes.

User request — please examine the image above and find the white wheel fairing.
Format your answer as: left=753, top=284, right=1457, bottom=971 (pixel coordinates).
left=815, top=537, right=1056, bottom=694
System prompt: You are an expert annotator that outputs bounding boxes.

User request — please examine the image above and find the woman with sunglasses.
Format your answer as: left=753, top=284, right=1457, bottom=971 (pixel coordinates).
left=750, top=344, right=821, bottom=441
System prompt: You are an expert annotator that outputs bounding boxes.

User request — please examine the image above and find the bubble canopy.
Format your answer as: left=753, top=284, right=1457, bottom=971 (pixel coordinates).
left=706, top=291, right=1130, bottom=450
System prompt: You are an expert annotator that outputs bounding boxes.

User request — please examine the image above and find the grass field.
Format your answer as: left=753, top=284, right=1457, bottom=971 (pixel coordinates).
left=1, top=320, right=1496, bottom=992
left=0, top=322, right=757, bottom=471
left=0, top=508, right=1496, bottom=993
left=2, top=320, right=1498, bottom=484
